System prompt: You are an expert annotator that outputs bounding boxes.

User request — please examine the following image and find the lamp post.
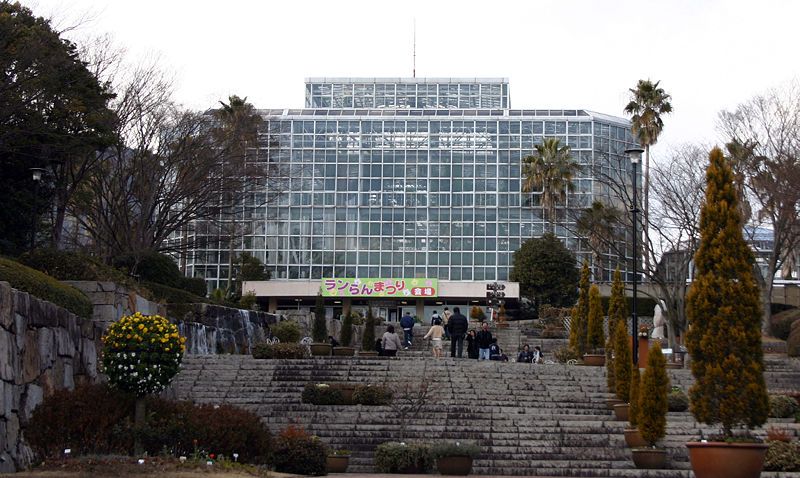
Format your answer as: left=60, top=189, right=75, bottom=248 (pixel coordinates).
left=29, top=167, right=46, bottom=251
left=625, top=147, right=644, bottom=366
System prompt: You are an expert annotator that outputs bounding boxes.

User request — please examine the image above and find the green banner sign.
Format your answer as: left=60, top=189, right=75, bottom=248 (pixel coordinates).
left=321, top=278, right=438, bottom=298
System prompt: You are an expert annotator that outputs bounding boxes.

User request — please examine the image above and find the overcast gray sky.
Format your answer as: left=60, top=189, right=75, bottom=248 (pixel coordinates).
left=22, top=0, right=800, bottom=160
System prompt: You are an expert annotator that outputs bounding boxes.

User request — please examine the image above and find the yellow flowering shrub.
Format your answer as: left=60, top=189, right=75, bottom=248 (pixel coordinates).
left=102, top=312, right=186, bottom=396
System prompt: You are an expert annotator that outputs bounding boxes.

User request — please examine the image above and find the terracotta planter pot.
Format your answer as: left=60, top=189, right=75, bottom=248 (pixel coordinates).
left=332, top=346, right=355, bottom=356
left=637, top=337, right=649, bottom=368
left=613, top=403, right=629, bottom=421
left=358, top=350, right=379, bottom=357
left=338, top=384, right=356, bottom=403
left=605, top=398, right=624, bottom=410
left=309, top=343, right=332, bottom=356
left=436, top=456, right=473, bottom=475
left=624, top=428, right=647, bottom=448
left=582, top=354, right=606, bottom=366
left=326, top=455, right=350, bottom=473
left=686, top=441, right=767, bottom=478
left=632, top=448, right=667, bottom=469
left=665, top=362, right=682, bottom=369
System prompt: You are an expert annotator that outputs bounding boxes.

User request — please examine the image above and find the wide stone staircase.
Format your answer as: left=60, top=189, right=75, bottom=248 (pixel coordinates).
left=168, top=350, right=800, bottom=477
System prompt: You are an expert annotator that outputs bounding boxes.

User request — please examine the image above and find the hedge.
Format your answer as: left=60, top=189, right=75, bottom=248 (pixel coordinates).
left=19, top=248, right=131, bottom=285
left=113, top=251, right=207, bottom=297
left=0, top=257, right=93, bottom=318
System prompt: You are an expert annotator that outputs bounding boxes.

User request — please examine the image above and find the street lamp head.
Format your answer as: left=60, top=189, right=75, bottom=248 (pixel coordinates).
left=29, top=167, right=46, bottom=182
left=625, top=147, right=644, bottom=165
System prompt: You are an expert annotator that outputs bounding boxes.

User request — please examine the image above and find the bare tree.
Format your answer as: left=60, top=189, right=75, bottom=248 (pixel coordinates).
left=718, top=82, right=800, bottom=334
left=389, top=377, right=432, bottom=442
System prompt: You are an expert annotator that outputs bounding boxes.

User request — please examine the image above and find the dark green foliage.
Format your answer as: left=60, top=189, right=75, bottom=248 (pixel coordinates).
left=668, top=387, right=689, bottom=412
left=771, top=309, right=800, bottom=340
left=19, top=249, right=131, bottom=284
left=272, top=425, right=327, bottom=476
left=686, top=148, right=769, bottom=437
left=552, top=346, right=580, bottom=363
left=26, top=384, right=271, bottom=463
left=340, top=309, right=354, bottom=346
left=638, top=346, right=670, bottom=446
left=374, top=442, right=432, bottom=473
left=143, top=281, right=206, bottom=305
left=0, top=257, right=92, bottom=318
left=252, top=342, right=306, bottom=359
left=769, top=394, right=800, bottom=418
left=789, top=319, right=800, bottom=357
left=271, top=320, right=302, bottom=343
left=301, top=383, right=345, bottom=405
left=628, top=367, right=641, bottom=428
left=238, top=291, right=257, bottom=310
left=606, top=267, right=627, bottom=393
left=0, top=2, right=116, bottom=253
left=586, top=283, right=605, bottom=352
left=312, top=294, right=327, bottom=342
left=238, top=252, right=269, bottom=281
left=362, top=306, right=376, bottom=351
left=113, top=251, right=206, bottom=297
left=352, top=384, right=393, bottom=405
left=764, top=441, right=800, bottom=472
left=430, top=441, right=481, bottom=459
left=569, top=261, right=590, bottom=357
left=510, top=233, right=579, bottom=308
left=613, top=320, right=632, bottom=402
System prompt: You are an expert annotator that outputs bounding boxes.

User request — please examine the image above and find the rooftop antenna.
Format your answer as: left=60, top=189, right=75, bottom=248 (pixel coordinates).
left=412, top=18, right=416, bottom=78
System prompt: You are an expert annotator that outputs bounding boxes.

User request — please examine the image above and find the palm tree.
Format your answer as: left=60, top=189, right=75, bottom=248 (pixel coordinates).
left=576, top=201, right=622, bottom=281
left=522, top=137, right=581, bottom=233
left=213, top=95, right=261, bottom=296
left=624, top=80, right=672, bottom=270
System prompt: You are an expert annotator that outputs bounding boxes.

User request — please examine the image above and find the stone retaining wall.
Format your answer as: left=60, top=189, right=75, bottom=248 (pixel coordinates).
left=62, top=281, right=165, bottom=327
left=0, top=281, right=105, bottom=472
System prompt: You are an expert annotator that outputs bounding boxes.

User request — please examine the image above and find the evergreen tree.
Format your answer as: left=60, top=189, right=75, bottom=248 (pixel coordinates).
left=606, top=267, right=627, bottom=392
left=569, top=261, right=591, bottom=356
left=685, top=147, right=769, bottom=438
left=639, top=345, right=670, bottom=446
left=340, top=311, right=354, bottom=347
left=361, top=306, right=376, bottom=352
left=510, top=233, right=579, bottom=308
left=613, top=320, right=632, bottom=402
left=586, top=284, right=605, bottom=352
left=312, top=294, right=327, bottom=343
left=628, top=367, right=641, bottom=428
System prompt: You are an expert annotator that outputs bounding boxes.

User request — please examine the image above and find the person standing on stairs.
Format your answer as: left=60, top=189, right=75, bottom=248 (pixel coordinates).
left=381, top=324, right=403, bottom=357
left=424, top=318, right=445, bottom=358
left=442, top=307, right=453, bottom=340
left=466, top=329, right=479, bottom=359
left=448, top=307, right=469, bottom=358
left=400, top=311, right=415, bottom=350
left=476, top=322, right=493, bottom=360
left=430, top=310, right=441, bottom=326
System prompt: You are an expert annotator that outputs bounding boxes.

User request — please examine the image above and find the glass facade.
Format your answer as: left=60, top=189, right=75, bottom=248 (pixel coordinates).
left=181, top=78, right=637, bottom=290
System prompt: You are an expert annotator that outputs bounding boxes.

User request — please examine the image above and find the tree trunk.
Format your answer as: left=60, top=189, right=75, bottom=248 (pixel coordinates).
left=134, top=396, right=145, bottom=456
left=753, top=263, right=771, bottom=336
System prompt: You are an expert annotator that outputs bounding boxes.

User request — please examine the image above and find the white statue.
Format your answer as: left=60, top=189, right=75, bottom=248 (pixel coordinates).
left=651, top=301, right=666, bottom=340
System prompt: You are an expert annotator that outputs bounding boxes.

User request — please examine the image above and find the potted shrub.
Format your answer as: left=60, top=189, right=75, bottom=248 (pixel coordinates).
left=569, top=261, right=590, bottom=359
left=583, top=284, right=606, bottom=366
left=632, top=345, right=669, bottom=469
left=272, top=425, right=327, bottom=475
left=374, top=441, right=432, bottom=474
left=624, top=367, right=646, bottom=448
left=684, top=148, right=770, bottom=478
left=359, top=306, right=379, bottom=356
left=605, top=268, right=627, bottom=409
left=431, top=441, right=480, bottom=475
left=310, top=294, right=331, bottom=356
left=612, top=320, right=632, bottom=421
left=326, top=449, right=351, bottom=473
left=667, top=386, right=689, bottom=412
left=333, top=310, right=355, bottom=356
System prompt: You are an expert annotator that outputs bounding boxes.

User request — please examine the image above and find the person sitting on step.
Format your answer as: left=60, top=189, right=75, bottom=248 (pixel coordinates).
left=489, top=338, right=508, bottom=362
left=532, top=345, right=543, bottom=364
left=517, top=344, right=534, bottom=363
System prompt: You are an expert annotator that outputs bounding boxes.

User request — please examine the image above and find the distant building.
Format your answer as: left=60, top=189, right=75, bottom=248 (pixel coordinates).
left=178, top=77, right=638, bottom=319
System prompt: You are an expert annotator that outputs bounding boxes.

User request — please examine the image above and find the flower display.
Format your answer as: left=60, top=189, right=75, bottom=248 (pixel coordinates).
left=101, top=312, right=186, bottom=396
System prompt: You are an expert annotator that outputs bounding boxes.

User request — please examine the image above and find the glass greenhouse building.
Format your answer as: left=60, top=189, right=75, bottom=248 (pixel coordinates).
left=180, top=77, right=638, bottom=315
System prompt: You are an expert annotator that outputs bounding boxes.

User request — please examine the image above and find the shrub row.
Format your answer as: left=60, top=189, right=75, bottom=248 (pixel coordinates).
left=374, top=441, right=480, bottom=473
left=769, top=394, right=800, bottom=418
left=252, top=342, right=307, bottom=359
left=113, top=251, right=207, bottom=297
left=765, top=440, right=800, bottom=472
left=26, top=384, right=271, bottom=464
left=272, top=425, right=327, bottom=476
left=19, top=248, right=132, bottom=285
left=0, top=257, right=93, bottom=318
left=301, top=383, right=393, bottom=406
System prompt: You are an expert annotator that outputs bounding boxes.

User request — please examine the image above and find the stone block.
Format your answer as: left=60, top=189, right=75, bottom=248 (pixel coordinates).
left=0, top=451, right=14, bottom=474
left=37, top=328, right=54, bottom=369
left=0, top=283, right=13, bottom=329
left=12, top=291, right=29, bottom=320
left=63, top=360, right=74, bottom=390
left=54, top=328, right=74, bottom=357
left=0, top=380, right=13, bottom=418
left=0, top=329, right=16, bottom=382
left=79, top=339, right=98, bottom=380
left=5, top=413, right=19, bottom=450
left=12, top=313, right=27, bottom=349
left=21, top=331, right=39, bottom=383
left=29, top=301, right=55, bottom=328
left=93, top=304, right=116, bottom=322
left=20, top=384, right=42, bottom=425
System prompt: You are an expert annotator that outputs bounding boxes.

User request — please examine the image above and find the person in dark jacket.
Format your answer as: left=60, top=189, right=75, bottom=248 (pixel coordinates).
left=400, top=312, right=415, bottom=349
left=489, top=338, right=508, bottom=361
left=476, top=322, right=493, bottom=360
left=448, top=307, right=469, bottom=358
left=466, top=329, right=479, bottom=359
left=517, top=344, right=534, bottom=363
